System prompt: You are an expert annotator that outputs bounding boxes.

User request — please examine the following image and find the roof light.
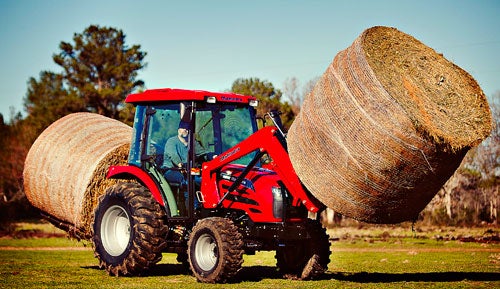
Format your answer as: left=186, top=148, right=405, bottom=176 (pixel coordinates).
left=249, top=99, right=258, bottom=107
left=206, top=96, right=217, bottom=103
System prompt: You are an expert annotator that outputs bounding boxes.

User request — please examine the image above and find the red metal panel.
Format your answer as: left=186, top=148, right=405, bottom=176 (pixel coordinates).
left=217, top=164, right=282, bottom=223
left=201, top=126, right=321, bottom=215
left=107, top=165, right=165, bottom=206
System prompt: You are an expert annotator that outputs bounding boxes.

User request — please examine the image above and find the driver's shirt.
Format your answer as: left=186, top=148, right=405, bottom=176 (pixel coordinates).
left=163, top=136, right=188, bottom=169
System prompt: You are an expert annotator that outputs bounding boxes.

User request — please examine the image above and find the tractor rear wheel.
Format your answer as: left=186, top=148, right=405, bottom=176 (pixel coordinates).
left=275, top=220, right=331, bottom=280
left=188, top=217, right=244, bottom=283
left=92, top=182, right=167, bottom=276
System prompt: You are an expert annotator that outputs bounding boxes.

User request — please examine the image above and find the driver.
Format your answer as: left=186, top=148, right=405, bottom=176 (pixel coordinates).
left=163, top=121, right=208, bottom=209
left=163, top=121, right=191, bottom=185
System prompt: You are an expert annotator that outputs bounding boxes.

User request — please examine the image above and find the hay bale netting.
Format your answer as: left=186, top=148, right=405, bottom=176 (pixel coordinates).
left=23, top=112, right=132, bottom=238
left=287, top=26, right=492, bottom=224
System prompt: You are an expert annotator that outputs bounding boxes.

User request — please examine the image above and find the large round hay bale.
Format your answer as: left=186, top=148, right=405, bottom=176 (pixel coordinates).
left=287, top=26, right=492, bottom=224
left=23, top=112, right=131, bottom=238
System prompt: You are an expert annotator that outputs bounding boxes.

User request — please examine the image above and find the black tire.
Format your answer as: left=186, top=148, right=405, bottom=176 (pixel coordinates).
left=176, top=251, right=191, bottom=272
left=92, top=182, right=168, bottom=276
left=275, top=220, right=331, bottom=280
left=188, top=217, right=244, bottom=283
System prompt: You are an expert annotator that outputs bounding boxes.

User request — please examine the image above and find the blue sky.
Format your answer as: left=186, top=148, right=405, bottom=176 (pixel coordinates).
left=1, top=0, right=499, bottom=120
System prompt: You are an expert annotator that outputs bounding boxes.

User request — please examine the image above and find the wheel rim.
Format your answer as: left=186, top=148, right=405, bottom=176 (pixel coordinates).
left=195, top=233, right=218, bottom=271
left=101, top=205, right=131, bottom=256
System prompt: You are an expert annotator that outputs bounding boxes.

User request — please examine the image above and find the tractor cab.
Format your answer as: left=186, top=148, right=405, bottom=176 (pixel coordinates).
left=125, top=88, right=259, bottom=217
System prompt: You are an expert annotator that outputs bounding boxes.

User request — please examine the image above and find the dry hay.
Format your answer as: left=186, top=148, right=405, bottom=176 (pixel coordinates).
left=23, top=113, right=131, bottom=238
left=79, top=143, right=130, bottom=238
left=287, top=26, right=492, bottom=224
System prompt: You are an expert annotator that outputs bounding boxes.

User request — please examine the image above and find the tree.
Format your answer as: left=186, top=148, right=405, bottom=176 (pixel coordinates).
left=23, top=71, right=85, bottom=136
left=231, top=77, right=295, bottom=129
left=282, top=76, right=320, bottom=115
left=0, top=114, right=35, bottom=223
left=53, top=25, right=146, bottom=119
left=282, top=77, right=301, bottom=114
left=0, top=108, right=25, bottom=205
left=0, top=114, right=8, bottom=199
left=302, top=76, right=319, bottom=100
left=473, top=91, right=500, bottom=180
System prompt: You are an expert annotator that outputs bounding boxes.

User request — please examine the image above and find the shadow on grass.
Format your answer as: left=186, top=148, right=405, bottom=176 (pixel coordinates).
left=81, top=264, right=191, bottom=277
left=151, top=264, right=283, bottom=281
left=82, top=264, right=500, bottom=283
left=326, top=271, right=500, bottom=283
left=82, top=264, right=282, bottom=282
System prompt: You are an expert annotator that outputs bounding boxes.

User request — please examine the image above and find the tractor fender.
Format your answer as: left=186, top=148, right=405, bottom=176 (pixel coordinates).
left=107, top=165, right=165, bottom=206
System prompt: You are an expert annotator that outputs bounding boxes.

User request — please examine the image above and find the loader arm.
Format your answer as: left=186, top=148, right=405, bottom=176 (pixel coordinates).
left=200, top=126, right=322, bottom=212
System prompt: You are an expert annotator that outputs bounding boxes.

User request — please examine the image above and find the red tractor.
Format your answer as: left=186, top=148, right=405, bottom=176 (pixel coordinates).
left=92, top=88, right=331, bottom=283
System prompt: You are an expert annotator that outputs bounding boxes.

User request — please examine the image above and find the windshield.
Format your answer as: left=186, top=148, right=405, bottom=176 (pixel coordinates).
left=196, top=104, right=257, bottom=165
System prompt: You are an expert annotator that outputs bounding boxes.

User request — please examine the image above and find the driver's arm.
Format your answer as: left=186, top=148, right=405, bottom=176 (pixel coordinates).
left=163, top=138, right=183, bottom=168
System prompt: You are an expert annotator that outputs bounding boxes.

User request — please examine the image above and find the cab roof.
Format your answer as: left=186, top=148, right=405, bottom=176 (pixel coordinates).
left=126, top=88, right=256, bottom=104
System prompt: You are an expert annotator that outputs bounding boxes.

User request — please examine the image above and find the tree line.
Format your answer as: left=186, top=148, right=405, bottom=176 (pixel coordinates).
left=0, top=25, right=498, bottom=226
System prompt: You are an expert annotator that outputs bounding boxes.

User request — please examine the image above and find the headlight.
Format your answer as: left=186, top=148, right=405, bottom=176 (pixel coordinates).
left=272, top=186, right=283, bottom=218
left=272, top=187, right=282, bottom=201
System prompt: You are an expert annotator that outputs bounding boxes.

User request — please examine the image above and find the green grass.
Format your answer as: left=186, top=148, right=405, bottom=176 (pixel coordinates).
left=0, top=223, right=499, bottom=289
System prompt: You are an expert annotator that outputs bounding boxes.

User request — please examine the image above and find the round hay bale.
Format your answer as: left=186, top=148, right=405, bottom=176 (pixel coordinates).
left=287, top=26, right=492, bottom=224
left=23, top=112, right=131, bottom=237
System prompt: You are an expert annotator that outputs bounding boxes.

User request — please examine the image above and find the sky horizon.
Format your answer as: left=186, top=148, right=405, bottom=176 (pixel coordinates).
left=1, top=0, right=499, bottom=121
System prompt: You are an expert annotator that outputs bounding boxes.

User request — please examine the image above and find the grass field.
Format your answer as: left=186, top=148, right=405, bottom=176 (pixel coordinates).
left=0, top=221, right=499, bottom=289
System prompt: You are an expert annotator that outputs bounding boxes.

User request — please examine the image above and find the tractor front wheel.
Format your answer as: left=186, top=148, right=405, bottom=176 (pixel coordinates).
left=92, top=182, right=167, bottom=276
left=188, top=217, right=244, bottom=283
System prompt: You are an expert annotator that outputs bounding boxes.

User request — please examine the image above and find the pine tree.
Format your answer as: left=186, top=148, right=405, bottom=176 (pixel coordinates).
left=53, top=25, right=146, bottom=119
